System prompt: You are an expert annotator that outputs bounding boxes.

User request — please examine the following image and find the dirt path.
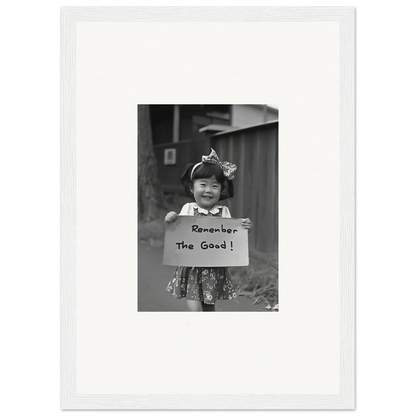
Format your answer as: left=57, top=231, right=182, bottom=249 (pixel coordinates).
left=138, top=240, right=264, bottom=312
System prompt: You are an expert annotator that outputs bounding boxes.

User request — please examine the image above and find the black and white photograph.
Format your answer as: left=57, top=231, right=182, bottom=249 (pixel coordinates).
left=138, top=104, right=278, bottom=312
left=57, top=6, right=359, bottom=410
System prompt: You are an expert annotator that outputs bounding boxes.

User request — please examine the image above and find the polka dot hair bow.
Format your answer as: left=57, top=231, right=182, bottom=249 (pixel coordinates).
left=191, top=148, right=237, bottom=180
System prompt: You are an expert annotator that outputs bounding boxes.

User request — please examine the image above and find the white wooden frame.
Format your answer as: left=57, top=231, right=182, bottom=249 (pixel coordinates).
left=57, top=2, right=361, bottom=414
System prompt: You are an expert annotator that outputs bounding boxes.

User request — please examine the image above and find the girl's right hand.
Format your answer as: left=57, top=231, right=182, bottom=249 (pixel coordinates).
left=165, top=211, right=178, bottom=223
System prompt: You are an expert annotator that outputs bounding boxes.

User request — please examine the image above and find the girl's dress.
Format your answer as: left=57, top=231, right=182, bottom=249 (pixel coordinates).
left=166, top=202, right=238, bottom=305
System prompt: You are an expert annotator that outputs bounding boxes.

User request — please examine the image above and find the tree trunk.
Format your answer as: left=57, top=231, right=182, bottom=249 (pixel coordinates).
left=138, top=105, right=167, bottom=221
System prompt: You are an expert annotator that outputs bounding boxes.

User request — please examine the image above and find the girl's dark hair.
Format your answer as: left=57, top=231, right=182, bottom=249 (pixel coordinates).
left=181, top=162, right=234, bottom=201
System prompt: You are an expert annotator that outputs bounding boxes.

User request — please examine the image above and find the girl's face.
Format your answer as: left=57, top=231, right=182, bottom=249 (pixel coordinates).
left=191, top=175, right=221, bottom=210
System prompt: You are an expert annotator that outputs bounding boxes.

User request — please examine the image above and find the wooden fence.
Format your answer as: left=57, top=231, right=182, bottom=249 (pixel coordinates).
left=211, top=121, right=278, bottom=254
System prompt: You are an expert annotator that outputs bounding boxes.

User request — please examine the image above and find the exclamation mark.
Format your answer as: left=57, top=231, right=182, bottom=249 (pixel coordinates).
left=230, top=241, right=233, bottom=251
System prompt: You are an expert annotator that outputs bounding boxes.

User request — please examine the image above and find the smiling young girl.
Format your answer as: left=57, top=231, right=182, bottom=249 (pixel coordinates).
left=165, top=148, right=252, bottom=312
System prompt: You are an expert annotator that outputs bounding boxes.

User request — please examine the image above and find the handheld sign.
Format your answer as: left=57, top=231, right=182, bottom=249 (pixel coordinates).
left=163, top=216, right=249, bottom=267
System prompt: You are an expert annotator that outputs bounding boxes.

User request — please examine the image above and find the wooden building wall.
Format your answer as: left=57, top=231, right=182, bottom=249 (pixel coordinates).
left=153, top=139, right=209, bottom=193
left=211, top=121, right=278, bottom=255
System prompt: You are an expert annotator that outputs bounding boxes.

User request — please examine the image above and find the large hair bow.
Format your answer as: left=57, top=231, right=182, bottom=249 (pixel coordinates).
left=198, top=148, right=237, bottom=180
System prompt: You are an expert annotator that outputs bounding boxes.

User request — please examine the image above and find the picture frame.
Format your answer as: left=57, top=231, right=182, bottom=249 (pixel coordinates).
left=61, top=6, right=355, bottom=409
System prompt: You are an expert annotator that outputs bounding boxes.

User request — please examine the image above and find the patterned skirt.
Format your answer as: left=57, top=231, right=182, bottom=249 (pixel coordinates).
left=166, top=266, right=237, bottom=305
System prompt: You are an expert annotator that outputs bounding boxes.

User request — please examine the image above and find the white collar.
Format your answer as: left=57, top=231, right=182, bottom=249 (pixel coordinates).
left=190, top=202, right=222, bottom=215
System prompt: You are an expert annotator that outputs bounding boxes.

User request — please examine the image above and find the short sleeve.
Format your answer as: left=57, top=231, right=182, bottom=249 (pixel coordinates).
left=179, top=203, right=193, bottom=215
left=221, top=206, right=232, bottom=218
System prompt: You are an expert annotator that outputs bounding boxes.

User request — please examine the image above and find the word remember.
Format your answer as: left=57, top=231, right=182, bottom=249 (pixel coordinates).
left=175, top=223, right=239, bottom=251
left=191, top=224, right=238, bottom=234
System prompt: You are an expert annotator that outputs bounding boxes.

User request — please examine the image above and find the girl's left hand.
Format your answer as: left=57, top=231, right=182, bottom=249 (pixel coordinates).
left=241, top=218, right=253, bottom=233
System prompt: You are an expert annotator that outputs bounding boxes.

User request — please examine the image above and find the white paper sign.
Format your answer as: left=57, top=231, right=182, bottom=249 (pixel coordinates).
left=163, top=216, right=249, bottom=267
